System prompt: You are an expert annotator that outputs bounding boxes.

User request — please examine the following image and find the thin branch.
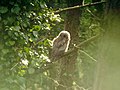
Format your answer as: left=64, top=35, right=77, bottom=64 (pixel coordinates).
left=86, top=8, right=101, bottom=21
left=80, top=50, right=97, bottom=62
left=54, top=1, right=106, bottom=14
left=77, top=34, right=99, bottom=47
left=10, top=63, right=19, bottom=70
left=74, top=82, right=89, bottom=90
left=47, top=77, right=87, bottom=90
left=47, top=76, right=67, bottom=88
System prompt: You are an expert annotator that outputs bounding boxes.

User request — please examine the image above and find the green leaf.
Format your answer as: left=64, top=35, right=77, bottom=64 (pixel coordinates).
left=11, top=6, right=20, bottom=14
left=0, top=7, right=8, bottom=13
left=40, top=2, right=47, bottom=8
left=7, top=17, right=15, bottom=24
left=9, top=41, right=15, bottom=46
left=14, top=26, right=21, bottom=31
left=33, top=25, right=41, bottom=31
left=14, top=32, right=19, bottom=36
left=3, top=20, right=8, bottom=25
left=24, top=47, right=30, bottom=53
left=29, top=38, right=33, bottom=42
left=33, top=31, right=38, bottom=37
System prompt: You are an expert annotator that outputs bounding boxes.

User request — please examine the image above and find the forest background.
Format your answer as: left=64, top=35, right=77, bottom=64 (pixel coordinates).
left=0, top=0, right=120, bottom=90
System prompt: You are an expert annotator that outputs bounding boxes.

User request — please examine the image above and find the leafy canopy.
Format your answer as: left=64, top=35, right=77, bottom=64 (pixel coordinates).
left=0, top=0, right=63, bottom=89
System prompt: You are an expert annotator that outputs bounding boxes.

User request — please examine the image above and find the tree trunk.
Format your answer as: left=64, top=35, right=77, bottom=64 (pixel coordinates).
left=93, top=0, right=120, bottom=90
left=57, top=1, right=83, bottom=90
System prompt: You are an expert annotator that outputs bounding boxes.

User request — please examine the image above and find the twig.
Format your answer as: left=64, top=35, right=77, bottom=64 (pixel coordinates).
left=80, top=50, right=97, bottom=62
left=10, top=63, right=19, bottom=70
left=47, top=76, right=67, bottom=88
left=54, top=1, right=106, bottom=14
left=86, top=8, right=101, bottom=21
left=77, top=34, right=99, bottom=47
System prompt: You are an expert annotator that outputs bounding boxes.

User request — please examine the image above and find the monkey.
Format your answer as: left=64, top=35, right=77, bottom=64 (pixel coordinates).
left=51, top=31, right=71, bottom=61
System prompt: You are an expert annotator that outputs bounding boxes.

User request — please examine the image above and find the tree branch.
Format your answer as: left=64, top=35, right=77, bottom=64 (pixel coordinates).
left=54, top=1, right=106, bottom=14
left=80, top=50, right=97, bottom=62
left=77, top=34, right=100, bottom=47
left=86, top=8, right=101, bottom=21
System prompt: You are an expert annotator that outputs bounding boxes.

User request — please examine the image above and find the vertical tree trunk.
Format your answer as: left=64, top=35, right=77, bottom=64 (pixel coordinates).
left=93, top=0, right=120, bottom=90
left=57, top=0, right=83, bottom=90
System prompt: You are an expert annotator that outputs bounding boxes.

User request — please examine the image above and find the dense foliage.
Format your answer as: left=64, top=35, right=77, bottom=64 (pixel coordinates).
left=0, top=0, right=63, bottom=89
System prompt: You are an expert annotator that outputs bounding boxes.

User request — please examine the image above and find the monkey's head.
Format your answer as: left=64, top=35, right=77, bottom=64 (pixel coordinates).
left=58, top=31, right=70, bottom=41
